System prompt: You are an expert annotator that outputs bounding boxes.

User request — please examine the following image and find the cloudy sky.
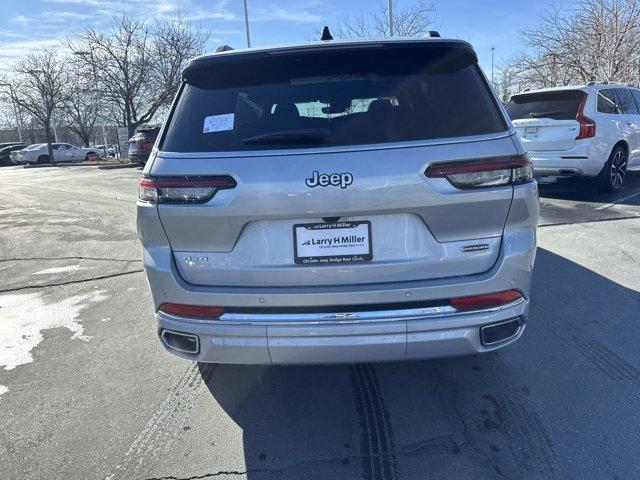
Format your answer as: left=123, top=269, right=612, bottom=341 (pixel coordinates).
left=0, top=0, right=550, bottom=74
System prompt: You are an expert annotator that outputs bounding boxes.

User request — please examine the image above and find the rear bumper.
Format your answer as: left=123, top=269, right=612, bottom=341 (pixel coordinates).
left=129, top=154, right=149, bottom=164
left=530, top=148, right=605, bottom=177
left=156, top=299, right=527, bottom=364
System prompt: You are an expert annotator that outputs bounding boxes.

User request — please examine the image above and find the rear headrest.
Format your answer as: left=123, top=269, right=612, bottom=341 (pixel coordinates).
left=367, top=98, right=394, bottom=114
left=272, top=103, right=300, bottom=119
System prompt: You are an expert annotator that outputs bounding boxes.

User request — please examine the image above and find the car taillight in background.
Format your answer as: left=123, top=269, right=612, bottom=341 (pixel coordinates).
left=138, top=176, right=237, bottom=204
left=425, top=154, right=534, bottom=189
left=575, top=93, right=596, bottom=140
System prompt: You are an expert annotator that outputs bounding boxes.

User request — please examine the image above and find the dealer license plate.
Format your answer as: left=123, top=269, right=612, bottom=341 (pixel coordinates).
left=293, top=221, right=372, bottom=265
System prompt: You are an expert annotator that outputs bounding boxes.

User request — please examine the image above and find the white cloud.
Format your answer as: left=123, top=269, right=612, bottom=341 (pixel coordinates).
left=11, top=11, right=92, bottom=23
left=253, top=4, right=323, bottom=23
left=0, top=39, right=66, bottom=60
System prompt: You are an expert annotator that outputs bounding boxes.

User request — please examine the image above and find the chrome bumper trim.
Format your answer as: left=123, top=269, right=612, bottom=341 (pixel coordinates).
left=160, top=298, right=525, bottom=326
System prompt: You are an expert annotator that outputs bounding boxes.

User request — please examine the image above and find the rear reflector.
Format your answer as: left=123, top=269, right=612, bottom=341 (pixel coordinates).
left=139, top=176, right=236, bottom=204
left=450, top=290, right=523, bottom=312
left=425, top=155, right=533, bottom=189
left=159, top=303, right=225, bottom=319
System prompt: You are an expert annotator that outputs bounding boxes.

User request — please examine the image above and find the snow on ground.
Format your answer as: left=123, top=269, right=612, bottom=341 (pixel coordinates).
left=0, top=290, right=107, bottom=370
left=0, top=384, right=7, bottom=399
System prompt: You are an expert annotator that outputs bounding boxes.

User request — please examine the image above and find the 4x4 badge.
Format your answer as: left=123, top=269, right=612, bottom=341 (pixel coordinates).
left=305, top=171, right=353, bottom=189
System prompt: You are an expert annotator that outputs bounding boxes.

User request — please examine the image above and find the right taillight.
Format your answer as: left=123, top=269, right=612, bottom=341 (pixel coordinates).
left=575, top=93, right=596, bottom=140
left=138, top=176, right=237, bottom=204
left=425, top=154, right=534, bottom=189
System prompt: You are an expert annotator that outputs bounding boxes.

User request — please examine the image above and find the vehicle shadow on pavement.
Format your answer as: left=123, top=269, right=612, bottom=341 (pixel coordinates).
left=196, top=248, right=640, bottom=480
left=538, top=171, right=640, bottom=205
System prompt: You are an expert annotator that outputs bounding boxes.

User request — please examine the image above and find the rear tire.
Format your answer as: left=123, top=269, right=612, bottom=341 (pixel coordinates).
left=596, top=145, right=627, bottom=193
left=37, top=155, right=50, bottom=164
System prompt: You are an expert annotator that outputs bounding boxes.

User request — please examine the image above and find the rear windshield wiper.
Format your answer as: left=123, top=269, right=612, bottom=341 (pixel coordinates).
left=242, top=129, right=332, bottom=145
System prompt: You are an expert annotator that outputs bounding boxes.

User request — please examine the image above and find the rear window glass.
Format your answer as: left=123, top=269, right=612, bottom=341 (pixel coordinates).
left=161, top=45, right=506, bottom=152
left=506, top=91, right=584, bottom=120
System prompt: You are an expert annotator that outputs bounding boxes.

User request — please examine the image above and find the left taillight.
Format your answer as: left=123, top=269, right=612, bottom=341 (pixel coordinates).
left=425, top=154, right=534, bottom=189
left=138, top=176, right=237, bottom=204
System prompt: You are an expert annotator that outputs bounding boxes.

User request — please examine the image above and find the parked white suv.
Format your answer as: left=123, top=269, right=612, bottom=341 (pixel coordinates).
left=506, top=83, right=640, bottom=191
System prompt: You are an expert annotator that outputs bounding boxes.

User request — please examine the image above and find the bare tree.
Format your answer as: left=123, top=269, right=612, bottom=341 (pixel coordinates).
left=62, top=64, right=102, bottom=147
left=313, top=1, right=435, bottom=39
left=2, top=50, right=72, bottom=162
left=502, top=0, right=640, bottom=92
left=65, top=14, right=208, bottom=137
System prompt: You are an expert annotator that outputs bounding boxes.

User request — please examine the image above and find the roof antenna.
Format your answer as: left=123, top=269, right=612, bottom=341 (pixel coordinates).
left=320, top=26, right=333, bottom=41
left=215, top=44, right=234, bottom=52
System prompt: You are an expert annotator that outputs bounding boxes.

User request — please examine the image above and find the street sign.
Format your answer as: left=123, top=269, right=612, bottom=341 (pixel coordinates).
left=117, top=127, right=129, bottom=159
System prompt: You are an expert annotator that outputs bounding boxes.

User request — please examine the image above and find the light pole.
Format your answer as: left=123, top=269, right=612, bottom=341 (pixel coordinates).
left=388, top=0, right=394, bottom=37
left=243, top=0, right=251, bottom=48
left=0, top=83, right=23, bottom=142
left=491, top=46, right=495, bottom=88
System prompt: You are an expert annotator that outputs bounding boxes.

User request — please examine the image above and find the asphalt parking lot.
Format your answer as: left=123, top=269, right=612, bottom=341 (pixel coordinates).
left=1, top=165, right=639, bottom=480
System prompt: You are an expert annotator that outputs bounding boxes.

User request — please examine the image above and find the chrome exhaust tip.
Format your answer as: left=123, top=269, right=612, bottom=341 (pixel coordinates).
left=480, top=317, right=523, bottom=346
left=160, top=329, right=200, bottom=354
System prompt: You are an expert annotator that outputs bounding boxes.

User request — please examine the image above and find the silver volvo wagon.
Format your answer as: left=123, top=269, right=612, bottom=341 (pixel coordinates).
left=137, top=37, right=539, bottom=364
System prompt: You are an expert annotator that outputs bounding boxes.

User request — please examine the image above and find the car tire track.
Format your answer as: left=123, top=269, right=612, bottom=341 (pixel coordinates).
left=545, top=324, right=640, bottom=386
left=105, top=362, right=202, bottom=480
left=350, top=364, right=398, bottom=480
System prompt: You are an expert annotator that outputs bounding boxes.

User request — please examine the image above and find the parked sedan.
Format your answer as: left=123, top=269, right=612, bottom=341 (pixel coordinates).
left=19, top=143, right=99, bottom=164
left=91, top=144, right=116, bottom=157
left=0, top=144, right=27, bottom=165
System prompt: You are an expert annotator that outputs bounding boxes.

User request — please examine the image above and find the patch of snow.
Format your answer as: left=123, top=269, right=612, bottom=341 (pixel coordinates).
left=0, top=290, right=107, bottom=371
left=100, top=317, right=111, bottom=322
left=0, top=385, right=7, bottom=398
left=33, top=265, right=83, bottom=275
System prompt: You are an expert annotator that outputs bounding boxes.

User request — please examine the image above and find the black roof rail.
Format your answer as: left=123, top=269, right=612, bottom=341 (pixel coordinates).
left=428, top=31, right=441, bottom=37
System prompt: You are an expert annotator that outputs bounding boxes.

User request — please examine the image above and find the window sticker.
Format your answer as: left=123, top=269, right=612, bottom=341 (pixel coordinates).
left=203, top=113, right=235, bottom=133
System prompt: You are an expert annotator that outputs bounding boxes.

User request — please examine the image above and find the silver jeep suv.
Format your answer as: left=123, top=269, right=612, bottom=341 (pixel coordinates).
left=137, top=37, right=539, bottom=364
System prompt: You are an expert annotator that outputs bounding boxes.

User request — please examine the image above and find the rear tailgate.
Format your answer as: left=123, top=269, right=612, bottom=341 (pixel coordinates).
left=152, top=136, right=516, bottom=287
left=507, top=90, right=585, bottom=152
left=512, top=118, right=579, bottom=151
left=151, top=40, right=517, bottom=288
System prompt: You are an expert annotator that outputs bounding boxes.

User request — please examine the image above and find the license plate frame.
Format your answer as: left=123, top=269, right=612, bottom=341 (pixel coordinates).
left=293, top=220, right=373, bottom=265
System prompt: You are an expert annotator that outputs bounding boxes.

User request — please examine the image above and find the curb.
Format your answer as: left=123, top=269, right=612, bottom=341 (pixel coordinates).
left=22, top=161, right=134, bottom=169
left=98, top=163, right=140, bottom=170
